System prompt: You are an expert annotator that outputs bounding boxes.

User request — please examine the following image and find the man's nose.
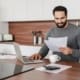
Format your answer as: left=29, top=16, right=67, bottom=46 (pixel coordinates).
left=58, top=19, right=62, bottom=23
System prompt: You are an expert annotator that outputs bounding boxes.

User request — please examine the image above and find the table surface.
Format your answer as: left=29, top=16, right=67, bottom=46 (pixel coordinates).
left=0, top=59, right=80, bottom=80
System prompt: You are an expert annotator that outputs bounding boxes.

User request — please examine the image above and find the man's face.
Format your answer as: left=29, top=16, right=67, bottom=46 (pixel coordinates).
left=54, top=11, right=67, bottom=28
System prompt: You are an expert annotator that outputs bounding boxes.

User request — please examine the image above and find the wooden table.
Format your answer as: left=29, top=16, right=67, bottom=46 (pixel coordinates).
left=2, top=59, right=80, bottom=80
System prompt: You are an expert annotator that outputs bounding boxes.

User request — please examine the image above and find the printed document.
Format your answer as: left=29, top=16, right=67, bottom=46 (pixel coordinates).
left=44, top=37, right=68, bottom=52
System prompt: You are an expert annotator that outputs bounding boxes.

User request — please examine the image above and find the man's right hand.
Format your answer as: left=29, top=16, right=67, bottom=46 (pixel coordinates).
left=29, top=53, right=42, bottom=60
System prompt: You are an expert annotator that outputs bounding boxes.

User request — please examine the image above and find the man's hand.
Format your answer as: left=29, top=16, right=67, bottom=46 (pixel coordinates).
left=29, top=53, right=42, bottom=60
left=59, top=47, right=73, bottom=55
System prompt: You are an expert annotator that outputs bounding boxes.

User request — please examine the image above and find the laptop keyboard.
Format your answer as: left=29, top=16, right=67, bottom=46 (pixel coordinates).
left=23, top=57, right=43, bottom=63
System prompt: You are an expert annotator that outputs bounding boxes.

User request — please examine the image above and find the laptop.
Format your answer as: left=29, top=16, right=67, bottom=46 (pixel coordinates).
left=14, top=43, right=43, bottom=64
left=0, top=62, right=34, bottom=80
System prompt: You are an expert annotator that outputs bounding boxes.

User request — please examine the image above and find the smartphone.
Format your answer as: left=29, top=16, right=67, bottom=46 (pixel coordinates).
left=44, top=65, right=60, bottom=70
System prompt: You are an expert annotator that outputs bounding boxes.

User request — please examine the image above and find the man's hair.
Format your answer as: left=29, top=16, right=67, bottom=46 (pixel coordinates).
left=53, top=6, right=67, bottom=16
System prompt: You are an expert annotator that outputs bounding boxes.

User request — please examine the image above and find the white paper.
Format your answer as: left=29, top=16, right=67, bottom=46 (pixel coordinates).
left=48, top=37, right=68, bottom=47
left=44, top=37, right=68, bottom=52
left=45, top=40, right=59, bottom=51
left=36, top=63, right=72, bottom=74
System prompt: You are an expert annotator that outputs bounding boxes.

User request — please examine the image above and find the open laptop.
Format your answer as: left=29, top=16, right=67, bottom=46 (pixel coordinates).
left=0, top=63, right=34, bottom=80
left=14, top=43, right=43, bottom=64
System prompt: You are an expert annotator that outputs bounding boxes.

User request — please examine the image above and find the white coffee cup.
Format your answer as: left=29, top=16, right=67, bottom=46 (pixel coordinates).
left=49, top=55, right=61, bottom=63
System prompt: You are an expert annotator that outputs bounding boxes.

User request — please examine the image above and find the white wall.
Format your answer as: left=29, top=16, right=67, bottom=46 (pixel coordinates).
left=40, top=0, right=80, bottom=20
left=0, top=0, right=27, bottom=21
left=0, top=0, right=80, bottom=21
left=0, top=22, right=9, bottom=34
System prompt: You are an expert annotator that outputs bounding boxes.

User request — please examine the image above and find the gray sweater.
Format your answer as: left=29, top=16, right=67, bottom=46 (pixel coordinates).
left=39, top=23, right=80, bottom=62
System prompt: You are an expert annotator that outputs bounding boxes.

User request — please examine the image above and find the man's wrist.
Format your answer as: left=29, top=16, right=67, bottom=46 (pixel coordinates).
left=69, top=49, right=73, bottom=54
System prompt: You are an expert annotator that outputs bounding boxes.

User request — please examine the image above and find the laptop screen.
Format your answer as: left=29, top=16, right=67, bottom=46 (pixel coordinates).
left=0, top=62, right=33, bottom=79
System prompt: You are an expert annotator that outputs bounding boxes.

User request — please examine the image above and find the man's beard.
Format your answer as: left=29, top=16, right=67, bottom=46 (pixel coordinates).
left=55, top=21, right=67, bottom=28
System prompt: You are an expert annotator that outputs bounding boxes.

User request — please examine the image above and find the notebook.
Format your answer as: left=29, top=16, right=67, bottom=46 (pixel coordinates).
left=14, top=43, right=43, bottom=64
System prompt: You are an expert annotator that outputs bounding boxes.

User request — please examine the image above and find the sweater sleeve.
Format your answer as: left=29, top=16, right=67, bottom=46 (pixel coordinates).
left=72, top=29, right=80, bottom=60
left=39, top=29, right=52, bottom=58
left=39, top=44, right=49, bottom=58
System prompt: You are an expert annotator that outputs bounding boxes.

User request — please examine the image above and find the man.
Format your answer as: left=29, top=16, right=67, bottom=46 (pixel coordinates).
left=30, top=6, right=80, bottom=62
